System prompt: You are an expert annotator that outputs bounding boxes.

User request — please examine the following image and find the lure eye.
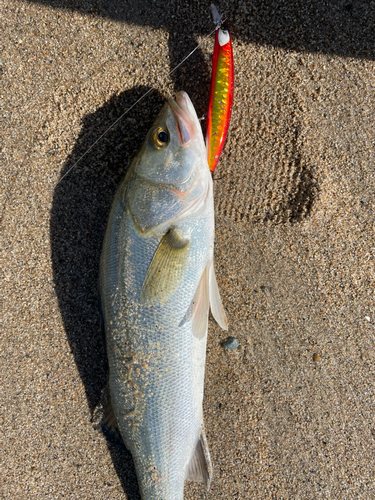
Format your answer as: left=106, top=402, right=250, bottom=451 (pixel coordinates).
left=151, top=127, right=169, bottom=149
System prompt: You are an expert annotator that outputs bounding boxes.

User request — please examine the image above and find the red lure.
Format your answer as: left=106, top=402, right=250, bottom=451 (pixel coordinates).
left=206, top=4, right=234, bottom=172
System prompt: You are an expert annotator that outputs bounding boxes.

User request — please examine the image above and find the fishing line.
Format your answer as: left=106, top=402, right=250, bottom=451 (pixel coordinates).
left=57, top=26, right=217, bottom=186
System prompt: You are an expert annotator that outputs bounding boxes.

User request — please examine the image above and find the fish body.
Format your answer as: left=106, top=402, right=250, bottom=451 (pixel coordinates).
left=99, top=91, right=227, bottom=499
left=206, top=4, right=234, bottom=172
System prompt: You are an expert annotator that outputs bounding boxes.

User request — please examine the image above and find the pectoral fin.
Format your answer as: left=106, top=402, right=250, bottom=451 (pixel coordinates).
left=185, top=425, right=213, bottom=490
left=141, top=228, right=189, bottom=304
left=209, top=259, right=228, bottom=330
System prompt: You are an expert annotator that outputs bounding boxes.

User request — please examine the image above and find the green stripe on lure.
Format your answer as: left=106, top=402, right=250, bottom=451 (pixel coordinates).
left=206, top=4, right=234, bottom=173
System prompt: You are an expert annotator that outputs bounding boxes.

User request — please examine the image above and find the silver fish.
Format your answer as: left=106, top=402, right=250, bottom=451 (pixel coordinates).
left=99, top=91, right=228, bottom=500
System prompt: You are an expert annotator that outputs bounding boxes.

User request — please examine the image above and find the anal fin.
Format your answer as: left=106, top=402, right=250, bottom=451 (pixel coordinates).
left=185, top=425, right=213, bottom=490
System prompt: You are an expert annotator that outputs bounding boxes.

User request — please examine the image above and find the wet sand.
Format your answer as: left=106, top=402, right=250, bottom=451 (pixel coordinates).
left=2, top=1, right=375, bottom=498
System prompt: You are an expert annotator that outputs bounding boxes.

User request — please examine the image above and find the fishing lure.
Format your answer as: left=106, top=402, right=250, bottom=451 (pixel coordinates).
left=206, top=4, right=234, bottom=173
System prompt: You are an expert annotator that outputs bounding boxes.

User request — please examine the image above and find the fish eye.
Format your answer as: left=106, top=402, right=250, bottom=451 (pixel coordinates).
left=151, top=127, right=169, bottom=149
left=158, top=131, right=168, bottom=143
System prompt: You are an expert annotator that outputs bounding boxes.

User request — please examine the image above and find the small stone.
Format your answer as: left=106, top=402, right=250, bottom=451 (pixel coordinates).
left=223, top=337, right=239, bottom=350
left=313, top=353, right=322, bottom=362
left=365, top=316, right=371, bottom=322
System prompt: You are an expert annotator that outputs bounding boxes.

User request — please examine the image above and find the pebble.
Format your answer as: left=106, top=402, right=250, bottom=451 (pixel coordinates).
left=222, top=337, right=239, bottom=350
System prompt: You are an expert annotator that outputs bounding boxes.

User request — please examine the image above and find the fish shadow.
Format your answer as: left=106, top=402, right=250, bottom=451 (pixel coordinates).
left=50, top=86, right=166, bottom=498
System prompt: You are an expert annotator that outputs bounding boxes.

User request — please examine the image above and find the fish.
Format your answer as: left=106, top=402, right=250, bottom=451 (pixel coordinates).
left=99, top=91, right=228, bottom=499
left=206, top=4, right=235, bottom=173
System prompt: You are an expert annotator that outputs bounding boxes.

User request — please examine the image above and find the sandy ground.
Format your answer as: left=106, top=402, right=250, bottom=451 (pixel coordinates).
left=2, top=0, right=375, bottom=498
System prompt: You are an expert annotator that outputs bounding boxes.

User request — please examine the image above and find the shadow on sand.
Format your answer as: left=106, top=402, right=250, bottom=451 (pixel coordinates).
left=26, top=0, right=375, bottom=61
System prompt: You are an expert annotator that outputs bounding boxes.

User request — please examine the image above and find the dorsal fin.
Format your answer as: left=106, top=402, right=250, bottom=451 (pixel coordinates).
left=92, top=383, right=121, bottom=438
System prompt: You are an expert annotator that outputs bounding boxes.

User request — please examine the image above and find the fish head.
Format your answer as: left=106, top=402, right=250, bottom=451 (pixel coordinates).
left=133, top=91, right=208, bottom=194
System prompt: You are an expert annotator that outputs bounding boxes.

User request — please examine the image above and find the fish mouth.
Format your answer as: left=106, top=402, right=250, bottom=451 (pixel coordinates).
left=167, top=91, right=196, bottom=146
